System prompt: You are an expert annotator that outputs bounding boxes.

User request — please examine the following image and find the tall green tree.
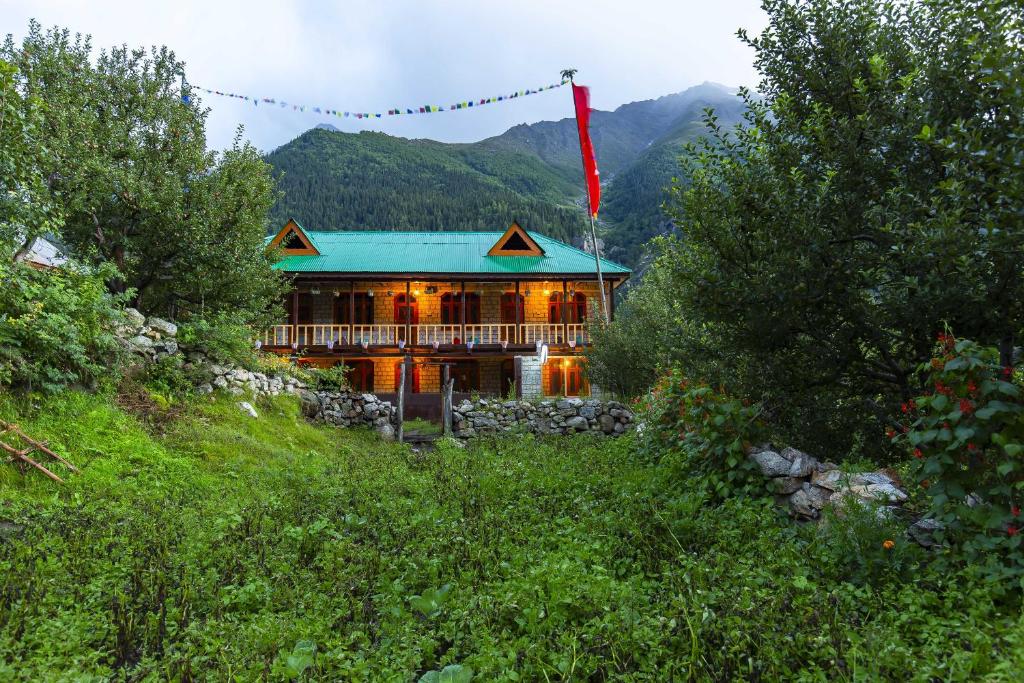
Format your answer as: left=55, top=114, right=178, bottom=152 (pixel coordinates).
left=603, top=0, right=1024, bottom=457
left=2, top=22, right=285, bottom=323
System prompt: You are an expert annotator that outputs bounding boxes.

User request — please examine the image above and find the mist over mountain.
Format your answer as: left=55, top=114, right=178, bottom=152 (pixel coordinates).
left=265, top=82, right=746, bottom=267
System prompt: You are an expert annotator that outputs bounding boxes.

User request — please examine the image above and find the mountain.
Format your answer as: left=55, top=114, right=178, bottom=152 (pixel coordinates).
left=265, top=82, right=746, bottom=267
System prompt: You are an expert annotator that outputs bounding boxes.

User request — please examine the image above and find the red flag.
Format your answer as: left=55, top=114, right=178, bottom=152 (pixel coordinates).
left=572, top=83, right=600, bottom=218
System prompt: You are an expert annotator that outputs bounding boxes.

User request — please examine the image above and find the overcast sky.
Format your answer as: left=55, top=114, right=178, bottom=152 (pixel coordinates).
left=2, top=0, right=767, bottom=153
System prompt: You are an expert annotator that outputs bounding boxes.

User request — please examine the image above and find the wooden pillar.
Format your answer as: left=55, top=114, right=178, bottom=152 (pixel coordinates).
left=608, top=279, right=615, bottom=322
left=514, top=281, right=521, bottom=344
left=442, top=364, right=453, bottom=436
left=561, top=279, right=568, bottom=344
left=396, top=361, right=405, bottom=443
left=291, top=288, right=299, bottom=347
left=460, top=280, right=467, bottom=345
left=405, top=281, right=411, bottom=344
left=349, top=281, right=355, bottom=343
left=514, top=356, right=523, bottom=399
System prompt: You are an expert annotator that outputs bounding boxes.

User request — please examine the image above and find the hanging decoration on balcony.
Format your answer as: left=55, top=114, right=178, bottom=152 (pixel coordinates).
left=185, top=79, right=567, bottom=120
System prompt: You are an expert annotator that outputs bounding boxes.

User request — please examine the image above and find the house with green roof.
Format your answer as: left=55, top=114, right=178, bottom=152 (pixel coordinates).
left=264, top=219, right=630, bottom=405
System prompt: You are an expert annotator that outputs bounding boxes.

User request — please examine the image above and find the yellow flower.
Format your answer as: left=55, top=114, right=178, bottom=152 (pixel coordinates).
left=882, top=539, right=895, bottom=550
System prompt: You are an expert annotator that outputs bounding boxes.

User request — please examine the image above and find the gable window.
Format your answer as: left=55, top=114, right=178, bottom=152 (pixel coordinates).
left=440, top=292, right=480, bottom=324
left=487, top=222, right=545, bottom=256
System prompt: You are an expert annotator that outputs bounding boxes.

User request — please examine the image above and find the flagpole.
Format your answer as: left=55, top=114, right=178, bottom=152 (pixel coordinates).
left=565, top=70, right=610, bottom=324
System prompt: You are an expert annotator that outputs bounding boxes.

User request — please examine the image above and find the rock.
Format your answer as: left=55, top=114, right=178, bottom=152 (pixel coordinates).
left=128, top=335, right=154, bottom=349
left=157, top=339, right=179, bottom=355
left=122, top=307, right=146, bottom=329
left=750, top=449, right=793, bottom=477
left=598, top=414, right=616, bottom=434
left=769, top=477, right=805, bottom=495
left=788, top=489, right=819, bottom=518
left=145, top=317, right=178, bottom=337
left=197, top=383, right=213, bottom=394
left=811, top=469, right=847, bottom=491
left=212, top=376, right=228, bottom=389
left=565, top=416, right=588, bottom=431
left=298, top=389, right=322, bottom=418
left=847, top=482, right=908, bottom=504
left=0, top=520, right=25, bottom=540
left=908, top=518, right=945, bottom=548
left=237, top=401, right=259, bottom=419
left=781, top=447, right=818, bottom=477
left=376, top=424, right=396, bottom=441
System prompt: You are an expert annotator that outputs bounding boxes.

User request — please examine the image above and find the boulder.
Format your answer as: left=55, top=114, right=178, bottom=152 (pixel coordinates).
left=237, top=401, right=259, bottom=419
left=146, top=317, right=178, bottom=337
left=565, top=416, right=589, bottom=431
left=750, top=449, right=793, bottom=477
left=298, top=390, right=322, bottom=418
left=908, top=518, right=945, bottom=548
left=781, top=447, right=818, bottom=477
left=376, top=424, right=396, bottom=441
left=811, top=469, right=847, bottom=491
left=122, top=307, right=146, bottom=329
left=768, top=477, right=805, bottom=495
left=598, top=414, right=616, bottom=434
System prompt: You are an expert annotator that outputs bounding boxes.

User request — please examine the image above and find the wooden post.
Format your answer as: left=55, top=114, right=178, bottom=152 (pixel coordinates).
left=349, top=280, right=355, bottom=343
left=396, top=360, right=406, bottom=443
left=608, top=279, right=615, bottom=321
left=514, top=356, right=523, bottom=399
left=561, top=280, right=568, bottom=344
left=460, top=280, right=467, bottom=344
left=442, top=364, right=454, bottom=437
left=514, top=280, right=521, bottom=344
left=405, top=281, right=411, bottom=344
left=291, top=288, right=299, bottom=347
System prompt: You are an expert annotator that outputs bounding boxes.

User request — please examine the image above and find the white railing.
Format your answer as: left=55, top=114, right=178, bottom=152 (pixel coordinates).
left=465, top=324, right=518, bottom=344
left=352, top=324, right=402, bottom=346
left=521, top=324, right=563, bottom=345
left=263, top=325, right=293, bottom=346
left=416, top=324, right=462, bottom=345
left=566, top=324, right=589, bottom=345
left=296, top=324, right=351, bottom=347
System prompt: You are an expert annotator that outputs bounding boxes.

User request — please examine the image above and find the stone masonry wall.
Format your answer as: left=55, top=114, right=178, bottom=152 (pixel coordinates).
left=452, top=396, right=634, bottom=438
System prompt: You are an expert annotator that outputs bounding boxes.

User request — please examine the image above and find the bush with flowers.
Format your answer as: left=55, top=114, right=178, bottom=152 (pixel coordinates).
left=638, top=366, right=766, bottom=499
left=897, top=334, right=1023, bottom=577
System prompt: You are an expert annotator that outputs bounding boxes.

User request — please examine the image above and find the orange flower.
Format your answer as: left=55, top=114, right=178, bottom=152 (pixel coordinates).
left=882, top=540, right=895, bottom=550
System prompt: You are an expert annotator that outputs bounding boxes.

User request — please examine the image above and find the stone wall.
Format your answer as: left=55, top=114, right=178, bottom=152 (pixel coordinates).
left=298, top=389, right=397, bottom=440
left=452, top=396, right=634, bottom=438
left=119, top=308, right=305, bottom=399
left=748, top=444, right=909, bottom=518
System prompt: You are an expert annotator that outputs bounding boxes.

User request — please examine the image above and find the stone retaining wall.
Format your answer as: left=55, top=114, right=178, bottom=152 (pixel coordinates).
left=298, top=390, right=397, bottom=440
left=452, top=396, right=634, bottom=438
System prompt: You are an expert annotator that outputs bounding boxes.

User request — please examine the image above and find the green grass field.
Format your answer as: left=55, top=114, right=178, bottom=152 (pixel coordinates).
left=0, top=390, right=1021, bottom=681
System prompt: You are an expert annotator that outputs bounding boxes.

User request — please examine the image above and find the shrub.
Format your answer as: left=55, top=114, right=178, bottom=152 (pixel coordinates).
left=638, top=366, right=766, bottom=499
left=0, top=261, right=125, bottom=393
left=899, top=335, right=1023, bottom=577
left=177, top=312, right=259, bottom=368
left=310, top=363, right=351, bottom=392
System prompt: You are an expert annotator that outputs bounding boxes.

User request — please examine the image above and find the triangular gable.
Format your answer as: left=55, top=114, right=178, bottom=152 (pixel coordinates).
left=268, top=219, right=319, bottom=255
left=487, top=221, right=545, bottom=257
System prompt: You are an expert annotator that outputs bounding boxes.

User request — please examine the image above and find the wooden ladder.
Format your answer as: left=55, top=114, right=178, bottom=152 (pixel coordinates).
left=0, top=419, right=79, bottom=484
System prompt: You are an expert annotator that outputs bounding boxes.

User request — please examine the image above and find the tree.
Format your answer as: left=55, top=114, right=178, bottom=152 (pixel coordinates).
left=614, top=0, right=1024, bottom=457
left=2, top=22, right=286, bottom=324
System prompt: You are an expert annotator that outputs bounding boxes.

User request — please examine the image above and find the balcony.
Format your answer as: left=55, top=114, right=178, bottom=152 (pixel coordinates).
left=261, top=323, right=590, bottom=350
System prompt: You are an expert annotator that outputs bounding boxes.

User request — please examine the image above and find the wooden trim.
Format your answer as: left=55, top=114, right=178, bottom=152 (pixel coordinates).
left=285, top=272, right=628, bottom=283
left=486, top=221, right=545, bottom=257
left=268, top=219, right=320, bottom=255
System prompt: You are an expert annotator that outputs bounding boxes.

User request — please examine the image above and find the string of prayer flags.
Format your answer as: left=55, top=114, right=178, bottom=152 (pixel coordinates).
left=187, top=79, right=567, bottom=120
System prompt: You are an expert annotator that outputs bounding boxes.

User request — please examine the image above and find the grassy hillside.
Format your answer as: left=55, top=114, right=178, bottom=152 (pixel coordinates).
left=1, top=391, right=1021, bottom=679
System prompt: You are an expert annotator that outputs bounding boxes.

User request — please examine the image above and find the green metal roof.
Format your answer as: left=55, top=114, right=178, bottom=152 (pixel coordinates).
left=271, top=228, right=631, bottom=277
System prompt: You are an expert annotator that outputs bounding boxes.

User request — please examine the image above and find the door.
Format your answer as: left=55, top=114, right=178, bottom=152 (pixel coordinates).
left=500, top=293, right=524, bottom=342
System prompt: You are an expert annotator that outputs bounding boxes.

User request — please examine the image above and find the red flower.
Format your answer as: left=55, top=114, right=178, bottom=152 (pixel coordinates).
left=967, top=442, right=978, bottom=452
left=1005, top=366, right=1015, bottom=379
left=901, top=402, right=909, bottom=414
left=913, top=448, right=923, bottom=459
left=1008, top=526, right=1019, bottom=537
left=1012, top=506, right=1021, bottom=518
left=886, top=427, right=896, bottom=439
left=959, top=398, right=973, bottom=414
left=966, top=381, right=978, bottom=395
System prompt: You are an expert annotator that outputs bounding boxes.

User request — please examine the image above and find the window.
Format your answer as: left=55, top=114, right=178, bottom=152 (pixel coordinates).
left=336, top=292, right=374, bottom=324
left=547, top=292, right=587, bottom=324
left=345, top=360, right=374, bottom=392
left=394, top=293, right=418, bottom=324
left=440, top=292, right=480, bottom=324
left=285, top=293, right=313, bottom=324
left=282, top=231, right=305, bottom=250
left=549, top=360, right=586, bottom=396
left=500, top=293, right=525, bottom=324
left=394, top=362, right=421, bottom=393
left=452, top=360, right=480, bottom=392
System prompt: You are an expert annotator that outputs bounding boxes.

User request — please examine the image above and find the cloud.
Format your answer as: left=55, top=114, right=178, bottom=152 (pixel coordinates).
left=1, top=0, right=766, bottom=152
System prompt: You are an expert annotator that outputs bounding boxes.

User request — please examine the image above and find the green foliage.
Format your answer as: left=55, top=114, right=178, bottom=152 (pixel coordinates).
left=639, top=367, right=766, bottom=499
left=420, top=663, right=473, bottom=683
left=177, top=311, right=259, bottom=368
left=2, top=22, right=286, bottom=325
left=0, top=261, right=124, bottom=392
left=899, top=335, right=1023, bottom=578
left=608, top=0, right=1024, bottom=459
left=0, top=391, right=1021, bottom=678
left=308, top=362, right=351, bottom=392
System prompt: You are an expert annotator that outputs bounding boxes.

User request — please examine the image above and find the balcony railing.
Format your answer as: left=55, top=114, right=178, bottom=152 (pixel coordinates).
left=264, top=323, right=589, bottom=348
